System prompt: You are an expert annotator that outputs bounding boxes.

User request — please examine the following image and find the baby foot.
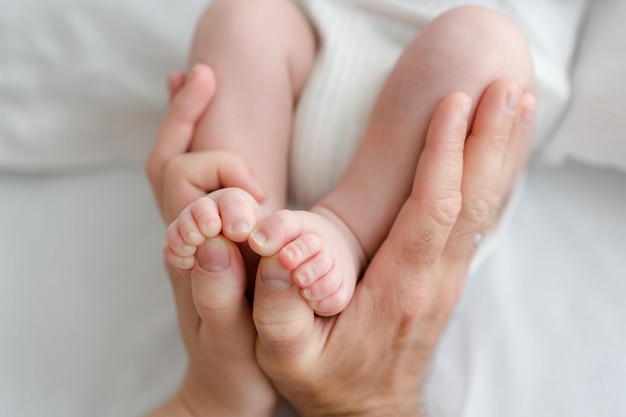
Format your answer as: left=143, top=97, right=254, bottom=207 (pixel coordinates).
left=164, top=187, right=263, bottom=270
left=249, top=207, right=365, bottom=316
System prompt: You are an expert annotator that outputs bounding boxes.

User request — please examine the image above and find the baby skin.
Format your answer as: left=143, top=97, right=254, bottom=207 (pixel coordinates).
left=166, top=185, right=364, bottom=316
left=165, top=1, right=535, bottom=319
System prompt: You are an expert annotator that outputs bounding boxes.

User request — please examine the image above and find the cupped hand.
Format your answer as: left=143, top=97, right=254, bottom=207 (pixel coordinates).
left=252, top=81, right=536, bottom=417
left=144, top=64, right=277, bottom=417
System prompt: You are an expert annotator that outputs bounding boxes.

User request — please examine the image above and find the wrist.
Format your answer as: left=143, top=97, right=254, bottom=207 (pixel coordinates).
left=143, top=393, right=194, bottom=417
left=178, top=372, right=277, bottom=417
left=301, top=411, right=421, bottom=417
left=298, top=399, right=422, bottom=417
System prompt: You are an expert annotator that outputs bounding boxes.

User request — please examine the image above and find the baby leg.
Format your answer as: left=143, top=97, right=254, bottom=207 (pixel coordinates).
left=189, top=0, right=317, bottom=211
left=165, top=188, right=263, bottom=270
left=319, top=6, right=535, bottom=260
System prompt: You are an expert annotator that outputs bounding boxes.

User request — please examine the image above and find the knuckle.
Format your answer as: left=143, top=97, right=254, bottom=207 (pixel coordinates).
left=166, top=154, right=187, bottom=177
left=392, top=283, right=458, bottom=347
left=395, top=281, right=431, bottom=322
left=477, top=130, right=510, bottom=153
left=424, top=191, right=463, bottom=228
left=464, top=191, right=499, bottom=224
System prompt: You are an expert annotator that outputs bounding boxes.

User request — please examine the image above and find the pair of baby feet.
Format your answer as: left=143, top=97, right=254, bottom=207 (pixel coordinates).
left=165, top=187, right=363, bottom=316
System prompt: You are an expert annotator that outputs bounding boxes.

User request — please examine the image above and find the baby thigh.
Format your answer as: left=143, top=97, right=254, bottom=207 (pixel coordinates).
left=321, top=6, right=534, bottom=258
left=189, top=0, right=317, bottom=210
left=376, top=5, right=535, bottom=156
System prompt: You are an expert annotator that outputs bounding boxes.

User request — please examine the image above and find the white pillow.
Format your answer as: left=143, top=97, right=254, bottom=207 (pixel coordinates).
left=0, top=0, right=204, bottom=171
left=545, top=0, right=626, bottom=172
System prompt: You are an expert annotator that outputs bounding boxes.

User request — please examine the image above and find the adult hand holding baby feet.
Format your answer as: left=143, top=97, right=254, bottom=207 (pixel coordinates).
left=145, top=64, right=278, bottom=417
left=166, top=189, right=366, bottom=316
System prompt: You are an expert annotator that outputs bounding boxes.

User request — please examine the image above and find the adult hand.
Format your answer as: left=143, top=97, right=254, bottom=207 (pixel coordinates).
left=145, top=64, right=276, bottom=417
left=252, top=81, right=536, bottom=417
left=146, top=64, right=265, bottom=225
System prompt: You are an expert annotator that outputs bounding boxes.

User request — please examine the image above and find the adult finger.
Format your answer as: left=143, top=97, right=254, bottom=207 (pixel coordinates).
left=253, top=257, right=321, bottom=368
left=498, top=91, right=536, bottom=197
left=444, top=80, right=522, bottom=261
left=169, top=236, right=254, bottom=349
left=167, top=71, right=186, bottom=100
left=190, top=237, right=252, bottom=326
left=384, top=92, right=471, bottom=271
left=146, top=64, right=216, bottom=211
left=354, top=92, right=472, bottom=326
left=161, top=150, right=266, bottom=223
left=167, top=237, right=277, bottom=414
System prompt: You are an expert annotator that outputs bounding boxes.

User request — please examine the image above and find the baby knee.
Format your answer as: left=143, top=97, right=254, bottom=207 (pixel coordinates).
left=418, top=5, right=534, bottom=89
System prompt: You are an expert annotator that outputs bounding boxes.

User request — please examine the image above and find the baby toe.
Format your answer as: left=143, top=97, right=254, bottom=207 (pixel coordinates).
left=292, top=250, right=332, bottom=287
left=190, top=197, right=221, bottom=238
left=166, top=221, right=197, bottom=257
left=214, top=188, right=261, bottom=242
left=249, top=210, right=304, bottom=256
left=300, top=266, right=340, bottom=304
left=177, top=208, right=206, bottom=246
left=308, top=282, right=352, bottom=317
left=163, top=243, right=195, bottom=270
left=278, top=233, right=324, bottom=271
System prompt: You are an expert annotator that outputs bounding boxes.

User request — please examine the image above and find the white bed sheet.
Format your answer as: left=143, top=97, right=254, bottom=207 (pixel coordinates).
left=2, top=0, right=626, bottom=415
left=1, top=159, right=625, bottom=417
left=0, top=169, right=184, bottom=416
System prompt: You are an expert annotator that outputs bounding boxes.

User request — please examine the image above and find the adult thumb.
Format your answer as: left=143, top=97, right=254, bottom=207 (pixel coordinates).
left=252, top=257, right=321, bottom=371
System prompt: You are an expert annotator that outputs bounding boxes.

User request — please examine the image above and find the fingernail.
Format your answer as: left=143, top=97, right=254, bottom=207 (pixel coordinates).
left=198, top=238, right=231, bottom=272
left=519, top=96, right=537, bottom=126
left=459, top=97, right=472, bottom=124
left=520, top=105, right=536, bottom=126
left=189, top=63, right=201, bottom=78
left=260, top=260, right=293, bottom=290
left=505, top=88, right=522, bottom=115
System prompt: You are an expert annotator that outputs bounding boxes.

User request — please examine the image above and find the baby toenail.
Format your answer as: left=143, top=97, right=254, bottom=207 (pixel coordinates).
left=186, top=230, right=203, bottom=243
left=181, top=256, right=195, bottom=269
left=230, top=221, right=250, bottom=234
left=182, top=244, right=197, bottom=256
left=302, top=288, right=312, bottom=300
left=252, top=231, right=267, bottom=247
left=201, top=220, right=220, bottom=236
